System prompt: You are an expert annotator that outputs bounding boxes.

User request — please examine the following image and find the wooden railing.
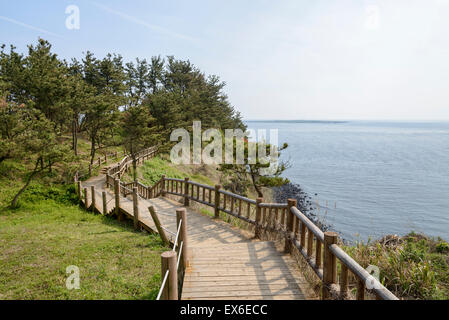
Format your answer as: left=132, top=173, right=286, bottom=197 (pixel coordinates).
left=75, top=150, right=127, bottom=181
left=106, top=146, right=158, bottom=179
left=159, top=177, right=399, bottom=300
left=76, top=144, right=398, bottom=300
left=288, top=206, right=398, bottom=300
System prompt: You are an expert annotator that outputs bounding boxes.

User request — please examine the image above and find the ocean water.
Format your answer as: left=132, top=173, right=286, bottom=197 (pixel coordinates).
left=244, top=120, right=449, bottom=242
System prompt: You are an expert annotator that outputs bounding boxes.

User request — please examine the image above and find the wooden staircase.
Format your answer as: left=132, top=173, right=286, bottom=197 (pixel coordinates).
left=100, top=166, right=110, bottom=174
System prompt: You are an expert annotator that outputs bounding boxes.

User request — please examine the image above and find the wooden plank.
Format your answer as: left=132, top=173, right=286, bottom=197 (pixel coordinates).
left=187, top=295, right=306, bottom=300
left=182, top=289, right=305, bottom=298
left=182, top=284, right=303, bottom=293
left=182, top=279, right=309, bottom=287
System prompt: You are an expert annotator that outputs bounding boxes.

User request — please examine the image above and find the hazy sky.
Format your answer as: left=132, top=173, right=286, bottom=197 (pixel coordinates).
left=1, top=0, right=449, bottom=120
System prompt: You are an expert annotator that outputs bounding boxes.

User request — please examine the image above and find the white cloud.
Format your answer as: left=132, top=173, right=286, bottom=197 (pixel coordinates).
left=91, top=2, right=198, bottom=43
left=0, top=15, right=62, bottom=38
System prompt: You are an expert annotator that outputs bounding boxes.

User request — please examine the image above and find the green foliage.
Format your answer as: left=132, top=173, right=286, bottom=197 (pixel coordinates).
left=139, top=156, right=185, bottom=185
left=343, top=233, right=449, bottom=300
left=20, top=184, right=79, bottom=206
left=436, top=241, right=449, bottom=254
left=219, top=141, right=290, bottom=197
left=130, top=156, right=213, bottom=187
left=0, top=37, right=245, bottom=205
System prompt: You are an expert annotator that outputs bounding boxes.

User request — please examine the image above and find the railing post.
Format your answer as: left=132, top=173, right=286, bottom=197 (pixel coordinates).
left=149, top=206, right=170, bottom=246
left=161, top=251, right=178, bottom=300
left=102, top=191, right=107, bottom=215
left=357, top=279, right=366, bottom=300
left=184, top=178, right=190, bottom=206
left=133, top=187, right=139, bottom=230
left=91, top=186, right=96, bottom=213
left=285, top=199, right=297, bottom=253
left=307, top=228, right=314, bottom=256
left=214, top=185, right=221, bottom=219
left=322, top=231, right=338, bottom=300
left=77, top=181, right=82, bottom=200
left=255, top=198, right=263, bottom=239
left=114, top=178, right=121, bottom=220
left=176, top=208, right=190, bottom=268
left=340, top=264, right=349, bottom=299
left=83, top=187, right=88, bottom=208
left=300, top=221, right=306, bottom=248
left=161, top=175, right=166, bottom=196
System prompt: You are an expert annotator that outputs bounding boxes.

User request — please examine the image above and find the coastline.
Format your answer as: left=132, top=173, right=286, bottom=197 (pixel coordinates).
left=273, top=182, right=331, bottom=233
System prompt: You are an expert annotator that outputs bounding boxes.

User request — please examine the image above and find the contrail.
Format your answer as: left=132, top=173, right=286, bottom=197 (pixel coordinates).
left=91, top=1, right=198, bottom=43
left=0, top=15, right=63, bottom=38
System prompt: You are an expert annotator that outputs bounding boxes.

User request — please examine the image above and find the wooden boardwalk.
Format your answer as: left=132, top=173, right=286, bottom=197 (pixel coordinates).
left=81, top=174, right=316, bottom=300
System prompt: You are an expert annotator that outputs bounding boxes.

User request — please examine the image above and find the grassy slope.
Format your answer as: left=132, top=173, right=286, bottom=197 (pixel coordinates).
left=343, top=233, right=449, bottom=300
left=0, top=141, right=167, bottom=300
left=129, top=154, right=217, bottom=186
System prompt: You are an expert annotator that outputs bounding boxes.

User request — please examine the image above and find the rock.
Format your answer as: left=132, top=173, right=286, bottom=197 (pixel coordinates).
left=273, top=182, right=331, bottom=232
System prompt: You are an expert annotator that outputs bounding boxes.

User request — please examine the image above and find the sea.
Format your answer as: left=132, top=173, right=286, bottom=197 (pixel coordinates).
left=244, top=120, right=449, bottom=242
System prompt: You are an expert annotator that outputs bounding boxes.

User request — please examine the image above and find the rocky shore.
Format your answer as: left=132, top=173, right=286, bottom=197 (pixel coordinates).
left=273, top=182, right=330, bottom=232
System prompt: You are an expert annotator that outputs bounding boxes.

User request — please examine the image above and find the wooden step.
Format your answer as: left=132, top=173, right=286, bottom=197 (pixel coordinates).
left=185, top=295, right=306, bottom=300
left=182, top=278, right=309, bottom=288
left=181, top=289, right=306, bottom=299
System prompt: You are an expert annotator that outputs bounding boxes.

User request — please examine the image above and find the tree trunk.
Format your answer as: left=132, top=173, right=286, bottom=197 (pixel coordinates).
left=72, top=118, right=78, bottom=156
left=131, top=143, right=137, bottom=181
left=250, top=170, right=264, bottom=198
left=11, top=158, right=41, bottom=208
left=90, top=136, right=96, bottom=165
left=133, top=157, right=137, bottom=181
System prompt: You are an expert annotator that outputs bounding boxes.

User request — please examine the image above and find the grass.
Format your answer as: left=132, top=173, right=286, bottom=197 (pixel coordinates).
left=343, top=232, right=449, bottom=300
left=135, top=155, right=215, bottom=187
left=0, top=160, right=167, bottom=300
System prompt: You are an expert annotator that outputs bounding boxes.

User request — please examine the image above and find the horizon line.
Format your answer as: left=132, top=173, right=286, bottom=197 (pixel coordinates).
left=243, top=119, right=449, bottom=123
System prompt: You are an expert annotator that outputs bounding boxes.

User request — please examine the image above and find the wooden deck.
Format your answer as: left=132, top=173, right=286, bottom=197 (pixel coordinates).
left=81, top=174, right=316, bottom=300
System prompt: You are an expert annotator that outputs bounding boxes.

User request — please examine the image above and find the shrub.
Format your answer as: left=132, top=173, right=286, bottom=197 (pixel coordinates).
left=436, top=242, right=449, bottom=254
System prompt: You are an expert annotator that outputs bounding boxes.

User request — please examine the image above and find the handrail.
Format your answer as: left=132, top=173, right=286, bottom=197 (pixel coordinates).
left=328, top=244, right=398, bottom=300
left=291, top=207, right=324, bottom=242
left=176, top=241, right=184, bottom=270
left=259, top=203, right=288, bottom=209
left=107, top=146, right=158, bottom=178
left=289, top=205, right=398, bottom=300
left=218, top=189, right=257, bottom=204
left=157, top=176, right=398, bottom=300
left=172, top=219, right=183, bottom=252
left=156, top=270, right=170, bottom=300
left=155, top=208, right=189, bottom=300
left=189, top=180, right=215, bottom=190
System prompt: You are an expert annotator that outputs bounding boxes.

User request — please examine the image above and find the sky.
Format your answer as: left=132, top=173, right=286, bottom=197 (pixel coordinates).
left=1, top=0, right=449, bottom=121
